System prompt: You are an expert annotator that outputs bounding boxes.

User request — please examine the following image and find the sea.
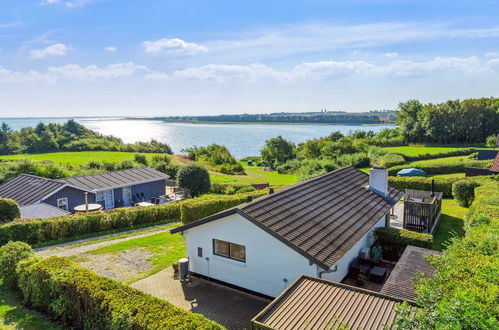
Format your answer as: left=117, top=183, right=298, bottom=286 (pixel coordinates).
left=0, top=117, right=392, bottom=158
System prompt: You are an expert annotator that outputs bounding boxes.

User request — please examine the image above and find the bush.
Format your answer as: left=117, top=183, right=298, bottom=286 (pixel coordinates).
left=0, top=203, right=180, bottom=246
left=375, top=227, right=433, bottom=261
left=452, top=181, right=479, bottom=207
left=0, top=198, right=20, bottom=223
left=0, top=241, right=34, bottom=289
left=388, top=159, right=493, bottom=176
left=402, top=148, right=480, bottom=162
left=86, top=160, right=102, bottom=169
left=134, top=153, right=148, bottom=165
left=16, top=257, right=224, bottom=329
left=180, top=189, right=268, bottom=224
left=485, top=134, right=497, bottom=147
left=388, top=177, right=468, bottom=198
left=178, top=164, right=211, bottom=197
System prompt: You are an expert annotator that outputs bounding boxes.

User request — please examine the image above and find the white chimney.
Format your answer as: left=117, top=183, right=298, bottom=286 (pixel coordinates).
left=369, top=166, right=388, bottom=197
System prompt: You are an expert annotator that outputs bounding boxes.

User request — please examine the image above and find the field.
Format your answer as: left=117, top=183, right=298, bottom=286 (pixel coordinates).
left=382, top=146, right=482, bottom=156
left=0, top=280, right=60, bottom=329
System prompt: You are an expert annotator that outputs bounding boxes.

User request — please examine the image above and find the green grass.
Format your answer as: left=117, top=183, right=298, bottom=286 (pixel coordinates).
left=0, top=281, right=61, bottom=329
left=382, top=145, right=487, bottom=157
left=210, top=162, right=298, bottom=186
left=429, top=173, right=466, bottom=178
left=0, top=151, right=163, bottom=166
left=432, top=199, right=467, bottom=251
left=88, top=230, right=185, bottom=284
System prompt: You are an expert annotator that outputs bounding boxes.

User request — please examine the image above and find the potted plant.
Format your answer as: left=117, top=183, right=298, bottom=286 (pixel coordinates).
left=371, top=245, right=383, bottom=265
left=356, top=271, right=367, bottom=286
left=172, top=261, right=179, bottom=278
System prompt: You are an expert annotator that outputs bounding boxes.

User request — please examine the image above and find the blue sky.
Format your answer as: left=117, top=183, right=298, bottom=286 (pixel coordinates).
left=1, top=0, right=499, bottom=116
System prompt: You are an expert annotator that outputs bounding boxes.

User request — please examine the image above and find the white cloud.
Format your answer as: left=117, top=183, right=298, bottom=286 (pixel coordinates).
left=41, top=0, right=92, bottom=7
left=104, top=46, right=117, bottom=52
left=47, top=62, right=149, bottom=81
left=385, top=52, right=399, bottom=58
left=142, top=38, right=208, bottom=55
left=173, top=64, right=284, bottom=82
left=29, top=43, right=70, bottom=59
left=485, top=52, right=497, bottom=58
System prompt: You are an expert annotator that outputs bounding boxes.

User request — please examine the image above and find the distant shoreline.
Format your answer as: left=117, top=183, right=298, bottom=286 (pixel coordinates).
left=159, top=120, right=395, bottom=126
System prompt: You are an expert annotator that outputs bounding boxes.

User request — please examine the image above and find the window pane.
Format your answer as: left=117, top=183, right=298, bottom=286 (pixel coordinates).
left=214, top=239, right=229, bottom=257
left=230, top=243, right=246, bottom=261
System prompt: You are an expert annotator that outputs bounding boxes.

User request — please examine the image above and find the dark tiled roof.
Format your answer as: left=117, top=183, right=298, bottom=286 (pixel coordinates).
left=491, top=152, right=499, bottom=172
left=172, top=167, right=402, bottom=269
left=380, top=245, right=440, bottom=302
left=0, top=174, right=65, bottom=205
left=56, top=167, right=169, bottom=191
left=20, top=203, right=69, bottom=218
left=252, top=275, right=412, bottom=330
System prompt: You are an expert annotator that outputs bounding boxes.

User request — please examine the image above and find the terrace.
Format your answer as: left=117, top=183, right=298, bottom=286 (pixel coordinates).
left=403, top=189, right=443, bottom=234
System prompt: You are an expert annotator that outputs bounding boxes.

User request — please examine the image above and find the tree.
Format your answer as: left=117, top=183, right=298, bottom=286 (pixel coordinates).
left=0, top=198, right=21, bottom=222
left=260, top=136, right=296, bottom=169
left=178, top=164, right=211, bottom=197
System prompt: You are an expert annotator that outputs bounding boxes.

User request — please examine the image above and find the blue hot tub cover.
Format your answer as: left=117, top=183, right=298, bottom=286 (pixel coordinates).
left=397, top=168, right=426, bottom=177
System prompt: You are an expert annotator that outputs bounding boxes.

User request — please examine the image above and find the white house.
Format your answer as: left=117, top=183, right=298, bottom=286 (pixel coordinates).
left=171, top=166, right=402, bottom=297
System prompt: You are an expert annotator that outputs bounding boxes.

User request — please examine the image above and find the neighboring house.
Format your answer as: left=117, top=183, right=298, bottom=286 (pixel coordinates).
left=380, top=245, right=440, bottom=302
left=466, top=152, right=499, bottom=176
left=19, top=203, right=70, bottom=219
left=171, top=166, right=402, bottom=297
left=56, top=167, right=169, bottom=209
left=477, top=149, right=498, bottom=160
left=0, top=167, right=169, bottom=215
left=252, top=275, right=413, bottom=330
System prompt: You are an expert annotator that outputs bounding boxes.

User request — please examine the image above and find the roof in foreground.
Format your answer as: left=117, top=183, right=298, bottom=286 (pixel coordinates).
left=380, top=245, right=441, bottom=302
left=172, top=166, right=402, bottom=269
left=56, top=167, right=169, bottom=191
left=0, top=174, right=65, bottom=205
left=252, top=275, right=411, bottom=330
left=20, top=203, right=70, bottom=219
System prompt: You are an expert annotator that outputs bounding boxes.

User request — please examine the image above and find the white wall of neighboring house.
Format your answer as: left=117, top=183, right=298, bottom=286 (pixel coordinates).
left=320, top=215, right=387, bottom=282
left=182, top=213, right=317, bottom=297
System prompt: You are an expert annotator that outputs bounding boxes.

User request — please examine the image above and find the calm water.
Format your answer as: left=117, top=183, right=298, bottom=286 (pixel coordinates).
left=0, top=118, right=392, bottom=158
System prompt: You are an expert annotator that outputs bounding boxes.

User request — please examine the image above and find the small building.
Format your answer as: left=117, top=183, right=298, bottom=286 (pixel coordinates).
left=477, top=149, right=498, bottom=161
left=0, top=167, right=169, bottom=214
left=465, top=151, right=499, bottom=176
left=171, top=166, right=402, bottom=297
left=380, top=245, right=441, bottom=302
left=252, top=275, right=413, bottom=330
left=403, top=189, right=443, bottom=234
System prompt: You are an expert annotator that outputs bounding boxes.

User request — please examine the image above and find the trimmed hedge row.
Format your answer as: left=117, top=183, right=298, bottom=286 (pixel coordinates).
left=387, top=159, right=492, bottom=176
left=16, top=256, right=224, bottom=329
left=388, top=177, right=467, bottom=198
left=180, top=189, right=269, bottom=224
left=375, top=227, right=433, bottom=261
left=0, top=203, right=181, bottom=246
left=402, top=147, right=480, bottom=162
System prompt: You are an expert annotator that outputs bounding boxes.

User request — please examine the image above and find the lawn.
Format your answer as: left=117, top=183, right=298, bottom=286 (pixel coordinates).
left=0, top=151, right=163, bottom=166
left=88, top=229, right=185, bottom=284
left=210, top=162, right=298, bottom=186
left=0, top=281, right=61, bottom=329
left=432, top=199, right=467, bottom=251
left=382, top=145, right=487, bottom=157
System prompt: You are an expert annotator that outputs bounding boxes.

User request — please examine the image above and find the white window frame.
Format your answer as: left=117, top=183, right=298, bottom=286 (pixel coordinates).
left=213, top=239, right=246, bottom=262
left=57, top=197, right=69, bottom=211
left=96, top=191, right=104, bottom=202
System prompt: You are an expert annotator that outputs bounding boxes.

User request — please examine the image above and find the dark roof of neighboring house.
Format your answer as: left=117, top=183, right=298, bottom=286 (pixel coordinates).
left=252, top=275, right=413, bottom=330
left=252, top=183, right=270, bottom=190
left=477, top=149, right=498, bottom=161
left=56, top=167, right=169, bottom=191
left=172, top=167, right=402, bottom=269
left=380, top=245, right=441, bottom=302
left=19, top=203, right=70, bottom=219
left=491, top=152, right=499, bottom=172
left=0, top=174, right=66, bottom=205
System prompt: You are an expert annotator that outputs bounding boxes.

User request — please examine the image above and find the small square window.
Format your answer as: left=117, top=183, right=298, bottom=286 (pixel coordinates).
left=230, top=243, right=246, bottom=261
left=197, top=247, right=203, bottom=257
left=213, top=239, right=229, bottom=257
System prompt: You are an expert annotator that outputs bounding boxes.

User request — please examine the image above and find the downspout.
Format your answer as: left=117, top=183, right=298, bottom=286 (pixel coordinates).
left=319, top=265, right=338, bottom=278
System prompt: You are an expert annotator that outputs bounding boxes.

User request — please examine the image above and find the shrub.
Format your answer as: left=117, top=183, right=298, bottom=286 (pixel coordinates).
left=375, top=227, right=433, bottom=261
left=485, top=134, right=497, bottom=147
left=387, top=159, right=492, bottom=176
left=336, top=152, right=371, bottom=168
left=115, top=160, right=135, bottom=170
left=452, top=181, right=479, bottom=207
left=133, top=153, right=148, bottom=165
left=0, top=241, right=34, bottom=289
left=16, top=257, right=224, bottom=329
left=388, top=177, right=467, bottom=198
left=0, top=198, right=20, bottom=223
left=178, top=164, right=211, bottom=197
left=180, top=189, right=268, bottom=224
left=86, top=160, right=102, bottom=169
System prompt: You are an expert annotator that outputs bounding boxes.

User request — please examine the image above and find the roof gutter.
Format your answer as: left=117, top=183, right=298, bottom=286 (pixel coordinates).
left=319, top=265, right=338, bottom=278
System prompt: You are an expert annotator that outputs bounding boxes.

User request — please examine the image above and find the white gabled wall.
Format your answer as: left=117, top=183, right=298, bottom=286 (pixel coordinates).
left=182, top=213, right=316, bottom=297
left=320, top=215, right=387, bottom=282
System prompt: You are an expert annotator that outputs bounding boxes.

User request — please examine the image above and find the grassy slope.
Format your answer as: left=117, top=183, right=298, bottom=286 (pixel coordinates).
left=432, top=199, right=467, bottom=251
left=0, top=281, right=60, bottom=329
left=382, top=146, right=485, bottom=156
left=210, top=162, right=298, bottom=186
left=88, top=230, right=185, bottom=284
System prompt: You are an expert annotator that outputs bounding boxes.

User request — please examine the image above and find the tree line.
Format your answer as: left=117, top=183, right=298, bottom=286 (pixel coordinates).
left=0, top=120, right=172, bottom=155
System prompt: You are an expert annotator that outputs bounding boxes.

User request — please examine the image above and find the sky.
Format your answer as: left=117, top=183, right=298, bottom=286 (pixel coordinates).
left=1, top=0, right=499, bottom=117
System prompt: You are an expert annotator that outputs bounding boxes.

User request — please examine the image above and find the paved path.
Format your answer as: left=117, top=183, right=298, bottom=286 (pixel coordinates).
left=132, top=268, right=270, bottom=330
left=36, top=223, right=177, bottom=258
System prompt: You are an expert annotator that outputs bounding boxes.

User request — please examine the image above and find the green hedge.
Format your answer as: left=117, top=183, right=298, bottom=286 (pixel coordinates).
left=0, top=203, right=181, bottom=246
left=388, top=177, right=466, bottom=198
left=16, top=256, right=224, bottom=329
left=402, top=148, right=480, bottom=162
left=388, top=159, right=492, bottom=176
left=375, top=227, right=433, bottom=261
left=180, top=189, right=269, bottom=224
